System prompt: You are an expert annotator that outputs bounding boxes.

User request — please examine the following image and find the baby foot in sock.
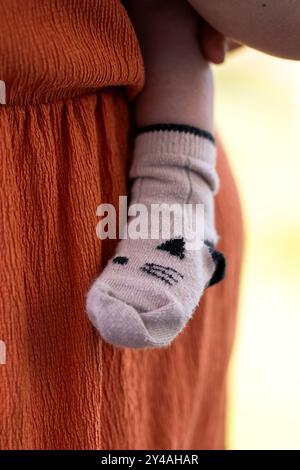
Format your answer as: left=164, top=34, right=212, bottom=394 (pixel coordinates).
left=86, top=127, right=226, bottom=349
left=87, top=236, right=225, bottom=348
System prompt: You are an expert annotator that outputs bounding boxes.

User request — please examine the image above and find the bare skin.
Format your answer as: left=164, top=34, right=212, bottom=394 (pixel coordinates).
left=125, top=0, right=300, bottom=136
left=187, top=0, right=300, bottom=60
left=125, top=0, right=214, bottom=133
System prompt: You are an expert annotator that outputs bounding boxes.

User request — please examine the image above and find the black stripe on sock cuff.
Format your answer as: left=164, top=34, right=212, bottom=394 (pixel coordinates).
left=136, top=124, right=215, bottom=145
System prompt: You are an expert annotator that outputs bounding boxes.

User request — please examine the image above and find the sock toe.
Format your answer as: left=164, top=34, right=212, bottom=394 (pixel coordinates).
left=86, top=279, right=185, bottom=349
left=139, top=303, right=186, bottom=346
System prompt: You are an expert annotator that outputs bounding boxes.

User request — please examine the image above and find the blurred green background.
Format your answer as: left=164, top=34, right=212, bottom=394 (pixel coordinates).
left=214, top=48, right=300, bottom=450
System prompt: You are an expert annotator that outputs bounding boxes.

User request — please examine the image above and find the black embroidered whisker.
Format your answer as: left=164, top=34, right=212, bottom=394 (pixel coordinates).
left=143, top=267, right=179, bottom=283
left=140, top=266, right=173, bottom=285
left=147, top=268, right=179, bottom=283
left=144, top=263, right=184, bottom=279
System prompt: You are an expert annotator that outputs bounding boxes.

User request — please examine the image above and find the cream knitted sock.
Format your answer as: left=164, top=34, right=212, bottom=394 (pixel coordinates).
left=86, top=125, right=225, bottom=349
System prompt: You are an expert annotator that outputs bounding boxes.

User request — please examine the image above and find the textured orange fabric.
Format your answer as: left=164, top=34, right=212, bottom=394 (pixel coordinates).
left=0, top=0, right=143, bottom=105
left=0, top=0, right=243, bottom=449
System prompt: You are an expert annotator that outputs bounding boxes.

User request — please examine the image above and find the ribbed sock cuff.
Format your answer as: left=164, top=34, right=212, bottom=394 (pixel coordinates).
left=131, top=128, right=218, bottom=194
left=136, top=123, right=215, bottom=144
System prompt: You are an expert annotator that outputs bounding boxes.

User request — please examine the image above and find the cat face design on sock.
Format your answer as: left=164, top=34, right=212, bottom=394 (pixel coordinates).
left=112, top=237, right=185, bottom=286
left=112, top=237, right=226, bottom=288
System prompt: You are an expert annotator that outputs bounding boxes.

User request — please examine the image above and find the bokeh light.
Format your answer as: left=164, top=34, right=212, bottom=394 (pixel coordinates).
left=214, top=48, right=300, bottom=450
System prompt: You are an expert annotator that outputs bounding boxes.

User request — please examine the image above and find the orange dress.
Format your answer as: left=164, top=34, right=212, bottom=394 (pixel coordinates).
left=0, top=0, right=243, bottom=449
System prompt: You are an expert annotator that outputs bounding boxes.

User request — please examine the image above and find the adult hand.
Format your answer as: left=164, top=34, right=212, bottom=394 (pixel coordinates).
left=201, top=20, right=242, bottom=64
